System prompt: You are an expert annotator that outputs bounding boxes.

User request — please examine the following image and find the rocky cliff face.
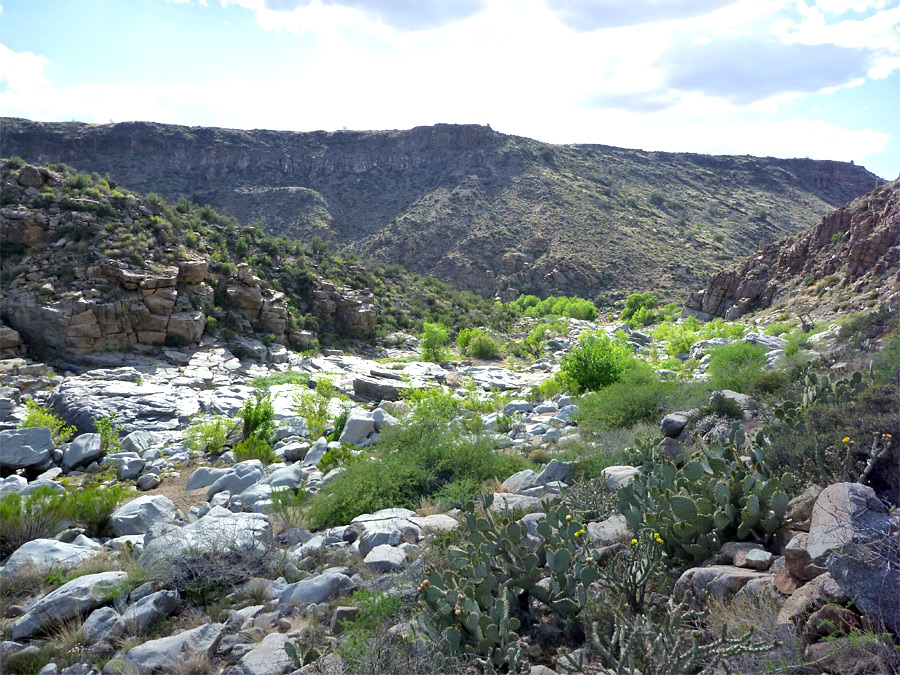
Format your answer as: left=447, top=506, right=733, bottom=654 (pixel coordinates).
left=685, top=180, right=900, bottom=319
left=0, top=162, right=375, bottom=363
left=1, top=118, right=883, bottom=301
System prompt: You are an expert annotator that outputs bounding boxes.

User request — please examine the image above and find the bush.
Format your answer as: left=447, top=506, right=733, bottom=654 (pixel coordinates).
left=67, top=484, right=130, bottom=537
left=267, top=487, right=307, bottom=533
left=292, top=380, right=334, bottom=440
left=0, top=487, right=67, bottom=557
left=95, top=412, right=124, bottom=453
left=560, top=332, right=637, bottom=393
left=184, top=414, right=231, bottom=455
left=421, top=322, right=450, bottom=362
left=239, top=392, right=275, bottom=442
left=6, top=156, right=26, bottom=169
left=233, top=436, right=277, bottom=465
left=465, top=333, right=502, bottom=360
left=707, top=341, right=768, bottom=392
left=621, top=292, right=658, bottom=322
left=576, top=366, right=675, bottom=430
left=20, top=399, right=75, bottom=444
left=304, top=392, right=526, bottom=529
left=509, top=295, right=598, bottom=321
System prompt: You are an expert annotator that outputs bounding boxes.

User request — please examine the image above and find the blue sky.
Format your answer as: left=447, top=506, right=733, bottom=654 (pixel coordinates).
left=1, top=0, right=897, bottom=179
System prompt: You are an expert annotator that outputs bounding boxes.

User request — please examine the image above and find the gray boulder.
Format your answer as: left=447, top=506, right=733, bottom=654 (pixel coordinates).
left=11, top=571, right=128, bottom=639
left=660, top=412, right=690, bottom=438
left=501, top=469, right=538, bottom=494
left=364, top=544, right=406, bottom=573
left=0, top=427, right=53, bottom=470
left=280, top=573, right=356, bottom=608
left=230, top=631, right=293, bottom=675
left=62, top=433, right=103, bottom=472
left=111, top=495, right=176, bottom=536
left=120, top=431, right=156, bottom=455
left=337, top=414, right=375, bottom=446
left=674, top=566, right=773, bottom=607
left=122, top=590, right=180, bottom=633
left=82, top=607, right=125, bottom=644
left=1, top=538, right=102, bottom=578
left=125, top=623, right=225, bottom=674
left=303, top=437, right=328, bottom=467
left=600, top=466, right=641, bottom=491
left=266, top=464, right=307, bottom=490
left=185, top=466, right=229, bottom=492
left=207, top=460, right=265, bottom=499
left=116, top=456, right=145, bottom=481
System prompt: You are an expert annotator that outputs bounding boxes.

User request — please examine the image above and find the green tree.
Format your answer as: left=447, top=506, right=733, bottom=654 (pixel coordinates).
left=621, top=292, right=658, bottom=322
left=420, top=322, right=450, bottom=362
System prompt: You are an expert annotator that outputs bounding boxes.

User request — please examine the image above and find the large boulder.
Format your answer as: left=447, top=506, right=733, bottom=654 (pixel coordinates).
left=206, top=460, right=265, bottom=499
left=230, top=631, right=294, bottom=675
left=674, top=566, right=773, bottom=607
left=0, top=538, right=102, bottom=578
left=125, top=623, right=225, bottom=674
left=279, top=572, right=357, bottom=608
left=110, top=495, right=177, bottom=536
left=62, top=433, right=103, bottom=471
left=337, top=414, right=375, bottom=445
left=11, top=571, right=128, bottom=639
left=0, top=427, right=53, bottom=470
left=122, top=590, right=180, bottom=633
left=82, top=606, right=125, bottom=644
left=809, top=484, right=898, bottom=632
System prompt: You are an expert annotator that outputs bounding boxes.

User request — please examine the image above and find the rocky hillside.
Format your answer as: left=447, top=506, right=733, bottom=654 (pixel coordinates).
left=686, top=179, right=900, bottom=321
left=0, top=160, right=512, bottom=365
left=1, top=118, right=883, bottom=302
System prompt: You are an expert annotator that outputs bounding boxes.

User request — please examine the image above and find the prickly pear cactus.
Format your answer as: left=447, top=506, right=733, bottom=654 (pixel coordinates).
left=417, top=493, right=598, bottom=671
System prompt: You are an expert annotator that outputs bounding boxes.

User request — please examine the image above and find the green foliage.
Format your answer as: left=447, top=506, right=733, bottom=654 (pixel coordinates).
left=233, top=436, right=277, bottom=465
left=267, top=486, right=307, bottom=533
left=326, top=403, right=353, bottom=443
left=421, top=322, right=450, bottom=362
left=617, top=426, right=794, bottom=564
left=317, top=445, right=357, bottom=474
left=70, top=173, right=92, bottom=189
left=621, top=292, right=658, bottom=322
left=0, top=484, right=130, bottom=556
left=239, top=392, right=275, bottom=442
left=6, top=156, right=26, bottom=169
left=304, top=394, right=526, bottom=529
left=292, top=378, right=337, bottom=440
left=0, top=487, right=67, bottom=558
left=183, top=414, right=231, bottom=455
left=418, top=495, right=597, bottom=671
left=66, top=484, right=130, bottom=537
left=19, top=399, right=75, bottom=444
left=252, top=371, right=310, bottom=390
left=651, top=317, right=745, bottom=357
left=509, top=295, right=597, bottom=321
left=95, top=412, right=124, bottom=453
left=466, top=332, right=502, bottom=360
left=707, top=341, right=768, bottom=392
left=457, top=327, right=482, bottom=353
left=560, top=331, right=637, bottom=393
left=575, top=366, right=675, bottom=430
left=764, top=322, right=793, bottom=336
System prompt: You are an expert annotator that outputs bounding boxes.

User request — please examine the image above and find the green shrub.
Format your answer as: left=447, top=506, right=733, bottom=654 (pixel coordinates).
left=576, top=366, right=674, bottom=430
left=292, top=381, right=333, bottom=440
left=621, top=292, right=658, bottom=322
left=67, top=484, right=130, bottom=537
left=184, top=414, right=231, bottom=455
left=304, top=393, right=526, bottom=529
left=233, top=436, right=277, bottom=465
left=420, top=322, right=450, bottom=362
left=707, top=342, right=768, bottom=393
left=252, top=371, right=310, bottom=390
left=240, top=392, right=275, bottom=442
left=560, top=332, right=637, bottom=393
left=20, top=399, right=75, bottom=444
left=509, top=294, right=597, bottom=321
left=6, top=156, right=26, bottom=169
left=317, top=445, right=357, bottom=474
left=466, top=333, right=502, bottom=360
left=764, top=322, right=793, bottom=336
left=95, top=412, right=124, bottom=453
left=456, top=327, right=482, bottom=353
left=0, top=487, right=67, bottom=557
left=326, top=403, right=353, bottom=443
left=70, top=173, right=92, bottom=189
left=267, top=486, right=307, bottom=533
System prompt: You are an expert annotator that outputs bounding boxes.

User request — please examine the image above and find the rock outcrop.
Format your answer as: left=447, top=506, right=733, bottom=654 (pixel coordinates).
left=686, top=180, right=900, bottom=319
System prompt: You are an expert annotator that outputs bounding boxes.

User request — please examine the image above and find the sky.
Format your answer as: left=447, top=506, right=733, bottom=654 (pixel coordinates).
left=0, top=0, right=898, bottom=179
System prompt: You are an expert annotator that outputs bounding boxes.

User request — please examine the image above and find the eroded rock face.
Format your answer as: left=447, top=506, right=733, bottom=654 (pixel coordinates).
left=685, top=179, right=900, bottom=319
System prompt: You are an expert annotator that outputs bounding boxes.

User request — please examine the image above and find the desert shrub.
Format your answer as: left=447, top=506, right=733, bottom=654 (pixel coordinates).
left=621, top=291, right=658, bottom=322
left=0, top=487, right=67, bottom=557
left=456, top=327, right=483, bottom=353
left=576, top=366, right=675, bottom=430
left=6, top=156, right=26, bottom=169
left=252, top=371, right=310, bottom=390
left=292, top=379, right=335, bottom=440
left=95, top=412, right=124, bottom=453
left=67, top=484, right=130, bottom=537
left=464, top=332, right=502, bottom=360
left=20, top=398, right=75, bottom=444
left=326, top=403, right=353, bottom=443
left=421, top=322, right=450, bottom=362
left=530, top=374, right=568, bottom=402
left=267, top=486, right=307, bottom=533
left=233, top=436, right=277, bottom=465
left=70, top=173, right=92, bottom=189
left=509, top=294, right=597, bottom=320
left=707, top=341, right=768, bottom=392
left=184, top=414, right=231, bottom=455
left=764, top=321, right=793, bottom=336
left=560, top=331, right=637, bottom=393
left=239, top=392, right=275, bottom=442
left=304, top=393, right=526, bottom=529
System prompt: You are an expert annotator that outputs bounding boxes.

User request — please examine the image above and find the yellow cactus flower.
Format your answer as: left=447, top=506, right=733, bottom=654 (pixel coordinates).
left=566, top=514, right=572, bottom=521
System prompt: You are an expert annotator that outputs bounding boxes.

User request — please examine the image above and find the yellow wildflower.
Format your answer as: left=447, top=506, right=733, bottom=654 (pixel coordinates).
left=566, top=514, right=572, bottom=521
left=630, top=538, right=638, bottom=545
left=842, top=437, right=850, bottom=443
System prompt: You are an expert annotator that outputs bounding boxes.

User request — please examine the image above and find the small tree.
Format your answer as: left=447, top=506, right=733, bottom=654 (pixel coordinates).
left=621, top=292, right=658, bottom=322
left=420, top=322, right=450, bottom=362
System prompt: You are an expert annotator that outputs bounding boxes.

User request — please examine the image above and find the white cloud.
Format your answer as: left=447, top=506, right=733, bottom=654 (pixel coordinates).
left=0, top=43, right=51, bottom=91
